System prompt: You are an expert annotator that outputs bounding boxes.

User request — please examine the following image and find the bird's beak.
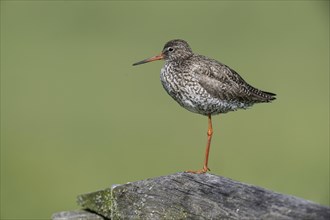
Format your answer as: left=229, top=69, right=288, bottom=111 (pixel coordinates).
left=132, top=53, right=164, bottom=66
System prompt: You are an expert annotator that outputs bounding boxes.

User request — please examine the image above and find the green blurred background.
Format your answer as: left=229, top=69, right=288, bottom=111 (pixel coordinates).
left=1, top=1, right=329, bottom=219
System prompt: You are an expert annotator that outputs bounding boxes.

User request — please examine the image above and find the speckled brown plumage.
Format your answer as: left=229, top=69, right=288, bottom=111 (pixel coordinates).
left=133, top=39, right=276, bottom=173
left=134, top=39, right=275, bottom=115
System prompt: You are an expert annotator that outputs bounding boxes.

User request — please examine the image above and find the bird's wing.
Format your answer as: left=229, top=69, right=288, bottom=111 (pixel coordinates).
left=193, top=57, right=275, bottom=102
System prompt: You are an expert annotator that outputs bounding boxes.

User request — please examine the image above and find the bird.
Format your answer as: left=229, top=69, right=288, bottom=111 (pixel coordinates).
left=133, top=39, right=276, bottom=174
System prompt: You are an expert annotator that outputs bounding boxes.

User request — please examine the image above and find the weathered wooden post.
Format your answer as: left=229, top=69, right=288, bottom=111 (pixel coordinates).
left=52, top=172, right=330, bottom=220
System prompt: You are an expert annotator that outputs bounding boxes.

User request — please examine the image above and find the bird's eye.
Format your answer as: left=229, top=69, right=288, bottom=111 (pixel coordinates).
left=168, top=47, right=174, bottom=52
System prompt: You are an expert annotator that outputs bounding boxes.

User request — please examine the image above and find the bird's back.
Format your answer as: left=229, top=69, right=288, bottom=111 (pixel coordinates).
left=187, top=54, right=276, bottom=104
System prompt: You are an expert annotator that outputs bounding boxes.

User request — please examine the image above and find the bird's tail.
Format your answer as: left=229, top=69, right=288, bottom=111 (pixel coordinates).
left=246, top=84, right=276, bottom=102
left=256, top=90, right=276, bottom=102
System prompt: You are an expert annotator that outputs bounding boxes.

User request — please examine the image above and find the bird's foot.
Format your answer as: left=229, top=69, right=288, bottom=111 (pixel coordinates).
left=185, top=165, right=210, bottom=174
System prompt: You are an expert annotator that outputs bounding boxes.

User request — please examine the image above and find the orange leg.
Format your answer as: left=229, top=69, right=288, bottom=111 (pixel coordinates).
left=186, top=114, right=213, bottom=174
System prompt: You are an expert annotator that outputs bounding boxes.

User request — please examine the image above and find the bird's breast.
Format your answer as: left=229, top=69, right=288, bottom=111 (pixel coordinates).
left=160, top=64, right=215, bottom=115
left=160, top=64, right=197, bottom=98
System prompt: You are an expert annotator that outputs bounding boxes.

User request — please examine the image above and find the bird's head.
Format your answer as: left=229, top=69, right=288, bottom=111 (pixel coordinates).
left=162, top=39, right=193, bottom=62
left=133, top=39, right=193, bottom=66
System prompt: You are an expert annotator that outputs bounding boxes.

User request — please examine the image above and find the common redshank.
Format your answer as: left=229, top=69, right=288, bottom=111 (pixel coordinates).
left=133, top=39, right=276, bottom=174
